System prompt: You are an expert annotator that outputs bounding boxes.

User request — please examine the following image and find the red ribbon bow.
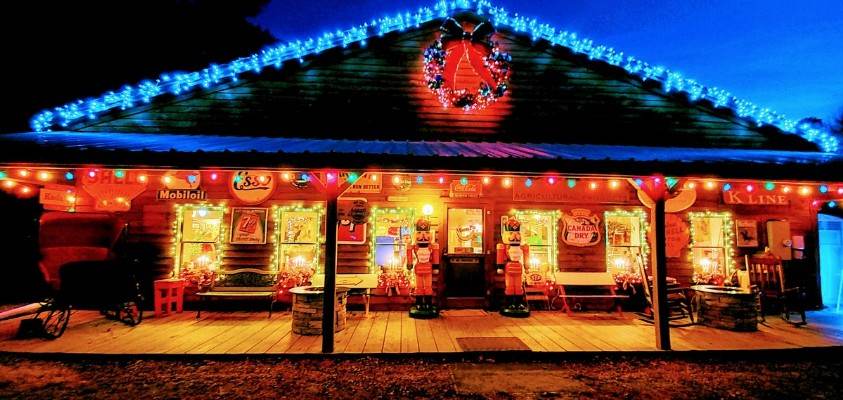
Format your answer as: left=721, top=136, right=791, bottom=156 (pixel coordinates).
left=439, top=18, right=497, bottom=91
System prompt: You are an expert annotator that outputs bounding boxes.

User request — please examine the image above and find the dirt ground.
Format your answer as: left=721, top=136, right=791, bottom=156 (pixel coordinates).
left=1, top=352, right=841, bottom=399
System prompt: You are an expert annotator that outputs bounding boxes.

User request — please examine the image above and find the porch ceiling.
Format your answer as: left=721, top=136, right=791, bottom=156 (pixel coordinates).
left=1, top=131, right=842, bottom=180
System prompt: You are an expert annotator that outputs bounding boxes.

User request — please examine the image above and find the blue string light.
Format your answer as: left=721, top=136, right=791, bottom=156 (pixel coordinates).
left=722, top=183, right=732, bottom=191
left=65, top=171, right=74, bottom=181
left=27, top=0, right=840, bottom=153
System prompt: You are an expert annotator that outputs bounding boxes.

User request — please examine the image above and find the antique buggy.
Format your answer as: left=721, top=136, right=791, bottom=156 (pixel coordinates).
left=0, top=213, right=144, bottom=339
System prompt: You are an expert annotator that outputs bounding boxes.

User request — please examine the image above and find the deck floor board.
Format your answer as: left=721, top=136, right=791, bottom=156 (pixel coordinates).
left=1, top=310, right=841, bottom=355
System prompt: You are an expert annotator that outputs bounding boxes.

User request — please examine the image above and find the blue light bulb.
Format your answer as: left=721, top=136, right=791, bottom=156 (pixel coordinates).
left=722, top=183, right=732, bottom=192
left=65, top=171, right=74, bottom=181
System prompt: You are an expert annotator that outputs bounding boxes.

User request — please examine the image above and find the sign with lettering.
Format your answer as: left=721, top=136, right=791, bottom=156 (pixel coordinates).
left=230, top=170, right=276, bottom=204
left=81, top=169, right=148, bottom=212
left=338, top=198, right=369, bottom=244
left=230, top=207, right=268, bottom=244
left=665, top=213, right=689, bottom=258
left=156, top=189, right=207, bottom=201
left=39, top=185, right=75, bottom=208
left=162, top=170, right=201, bottom=190
left=340, top=172, right=382, bottom=193
left=513, top=178, right=633, bottom=203
left=561, top=209, right=601, bottom=247
left=722, top=191, right=789, bottom=206
left=449, top=180, right=482, bottom=198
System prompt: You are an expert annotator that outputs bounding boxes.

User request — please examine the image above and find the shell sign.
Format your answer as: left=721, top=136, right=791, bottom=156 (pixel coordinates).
left=230, top=170, right=276, bottom=205
left=81, top=169, right=148, bottom=212
left=562, top=209, right=601, bottom=247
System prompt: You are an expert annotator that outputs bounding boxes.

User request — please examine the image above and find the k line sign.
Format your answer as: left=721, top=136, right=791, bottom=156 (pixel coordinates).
left=722, top=191, right=789, bottom=206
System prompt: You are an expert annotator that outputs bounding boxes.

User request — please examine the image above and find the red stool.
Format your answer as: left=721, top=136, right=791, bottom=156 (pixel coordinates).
left=154, top=278, right=185, bottom=317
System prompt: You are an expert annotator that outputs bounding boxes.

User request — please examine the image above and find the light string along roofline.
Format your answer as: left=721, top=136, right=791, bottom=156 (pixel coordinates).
left=29, top=0, right=839, bottom=153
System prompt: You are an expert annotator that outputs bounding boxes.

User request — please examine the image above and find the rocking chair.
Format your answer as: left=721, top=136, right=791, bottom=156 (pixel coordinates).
left=636, top=255, right=695, bottom=326
left=746, top=254, right=807, bottom=326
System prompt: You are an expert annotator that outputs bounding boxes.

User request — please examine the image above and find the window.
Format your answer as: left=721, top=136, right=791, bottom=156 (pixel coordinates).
left=689, top=212, right=735, bottom=283
left=175, top=204, right=225, bottom=275
left=513, top=210, right=559, bottom=274
left=447, top=208, right=483, bottom=254
left=275, top=207, right=322, bottom=274
left=370, top=208, right=414, bottom=272
left=604, top=210, right=649, bottom=277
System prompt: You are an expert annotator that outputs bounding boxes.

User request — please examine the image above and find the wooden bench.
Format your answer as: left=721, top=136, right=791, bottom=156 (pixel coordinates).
left=552, top=272, right=627, bottom=316
left=196, top=268, right=278, bottom=319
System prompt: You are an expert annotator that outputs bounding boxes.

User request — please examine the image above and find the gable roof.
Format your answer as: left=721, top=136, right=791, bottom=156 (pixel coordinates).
left=27, top=0, right=839, bottom=153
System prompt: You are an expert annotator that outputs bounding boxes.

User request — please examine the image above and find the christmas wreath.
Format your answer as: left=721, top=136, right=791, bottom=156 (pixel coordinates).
left=423, top=17, right=512, bottom=110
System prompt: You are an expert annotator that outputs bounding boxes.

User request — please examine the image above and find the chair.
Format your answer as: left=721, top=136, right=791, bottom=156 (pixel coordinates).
left=636, top=255, right=694, bottom=325
left=524, top=270, right=551, bottom=310
left=746, top=254, right=807, bottom=325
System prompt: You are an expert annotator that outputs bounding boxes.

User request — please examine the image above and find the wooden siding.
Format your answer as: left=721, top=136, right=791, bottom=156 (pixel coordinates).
left=102, top=171, right=820, bottom=309
left=68, top=23, right=816, bottom=151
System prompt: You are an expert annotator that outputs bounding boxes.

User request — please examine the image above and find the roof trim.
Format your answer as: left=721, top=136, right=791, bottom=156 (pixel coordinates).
left=29, top=0, right=840, bottom=153
left=3, top=131, right=842, bottom=180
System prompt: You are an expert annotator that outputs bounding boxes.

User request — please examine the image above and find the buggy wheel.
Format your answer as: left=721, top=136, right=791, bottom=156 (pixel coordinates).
left=119, top=300, right=143, bottom=326
left=40, top=306, right=71, bottom=339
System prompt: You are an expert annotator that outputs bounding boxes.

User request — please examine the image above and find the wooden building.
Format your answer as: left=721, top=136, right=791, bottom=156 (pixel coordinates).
left=2, top=1, right=842, bottom=348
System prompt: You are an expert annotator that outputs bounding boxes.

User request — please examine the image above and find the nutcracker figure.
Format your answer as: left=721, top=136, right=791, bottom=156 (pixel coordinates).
left=407, top=218, right=440, bottom=318
left=496, top=216, right=530, bottom=317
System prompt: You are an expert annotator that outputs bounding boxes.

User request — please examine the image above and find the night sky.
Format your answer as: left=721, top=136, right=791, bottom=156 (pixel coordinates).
left=253, top=0, right=843, bottom=122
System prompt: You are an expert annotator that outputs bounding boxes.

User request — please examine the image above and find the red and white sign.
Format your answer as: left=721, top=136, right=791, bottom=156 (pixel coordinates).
left=337, top=198, right=369, bottom=244
left=562, top=209, right=601, bottom=247
left=81, top=169, right=148, bottom=212
left=665, top=213, right=689, bottom=258
left=449, top=180, right=482, bottom=198
left=230, top=170, right=276, bottom=205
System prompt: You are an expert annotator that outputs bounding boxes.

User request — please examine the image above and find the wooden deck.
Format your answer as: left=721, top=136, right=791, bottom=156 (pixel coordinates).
left=1, top=310, right=841, bottom=355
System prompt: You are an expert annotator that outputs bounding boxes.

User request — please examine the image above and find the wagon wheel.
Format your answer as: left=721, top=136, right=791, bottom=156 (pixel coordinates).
left=118, top=299, right=143, bottom=326
left=39, top=304, right=71, bottom=339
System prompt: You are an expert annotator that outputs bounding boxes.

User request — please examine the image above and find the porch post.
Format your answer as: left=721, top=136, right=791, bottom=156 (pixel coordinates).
left=322, top=177, right=339, bottom=353
left=652, top=197, right=671, bottom=350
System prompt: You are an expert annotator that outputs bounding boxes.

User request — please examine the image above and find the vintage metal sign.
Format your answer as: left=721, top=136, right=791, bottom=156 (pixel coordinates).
left=341, top=172, right=382, bottom=194
left=561, top=209, right=601, bottom=247
left=81, top=169, right=148, bottom=212
left=156, top=189, right=207, bottom=200
left=338, top=198, right=369, bottom=244
left=449, top=180, right=482, bottom=198
left=230, top=170, right=276, bottom=204
left=722, top=191, right=789, bottom=206
left=665, top=213, right=689, bottom=258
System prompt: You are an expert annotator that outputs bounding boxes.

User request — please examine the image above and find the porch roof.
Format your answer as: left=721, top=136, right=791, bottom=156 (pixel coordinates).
left=2, top=131, right=842, bottom=180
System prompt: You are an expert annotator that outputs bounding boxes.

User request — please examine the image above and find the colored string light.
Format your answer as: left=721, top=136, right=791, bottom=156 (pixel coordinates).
left=27, top=0, right=838, bottom=152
